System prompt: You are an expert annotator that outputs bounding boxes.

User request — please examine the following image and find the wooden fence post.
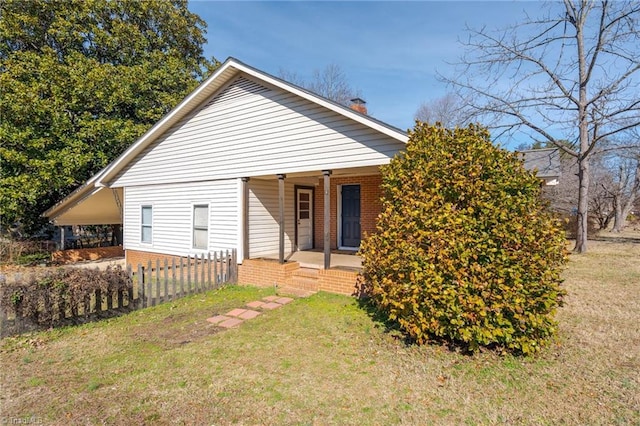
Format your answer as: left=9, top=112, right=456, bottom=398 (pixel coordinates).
left=171, top=259, right=177, bottom=301
left=213, top=251, right=218, bottom=288
left=127, top=264, right=134, bottom=309
left=95, top=289, right=102, bottom=314
left=155, top=259, right=161, bottom=304
left=163, top=259, right=169, bottom=302
left=232, top=249, right=237, bottom=283
left=187, top=256, right=192, bottom=295
left=194, top=255, right=199, bottom=293
left=138, top=264, right=144, bottom=309
left=106, top=272, right=113, bottom=311
left=180, top=257, right=185, bottom=297
left=200, top=253, right=205, bottom=288
left=117, top=289, right=124, bottom=311
left=207, top=252, right=212, bottom=289
left=146, top=261, right=153, bottom=307
left=84, top=291, right=91, bottom=319
left=226, top=249, right=230, bottom=282
left=58, top=293, right=67, bottom=323
left=14, top=299, right=23, bottom=335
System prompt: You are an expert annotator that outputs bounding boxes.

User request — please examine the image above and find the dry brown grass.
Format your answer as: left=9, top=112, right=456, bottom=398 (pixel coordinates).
left=1, top=231, right=638, bottom=425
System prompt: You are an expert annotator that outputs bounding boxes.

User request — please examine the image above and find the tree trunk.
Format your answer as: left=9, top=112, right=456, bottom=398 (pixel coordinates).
left=612, top=161, right=640, bottom=233
left=111, top=224, right=123, bottom=246
left=612, top=205, right=631, bottom=232
left=574, top=156, right=589, bottom=253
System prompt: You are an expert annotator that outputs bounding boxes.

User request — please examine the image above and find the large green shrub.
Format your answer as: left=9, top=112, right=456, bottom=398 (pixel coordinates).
left=360, top=123, right=568, bottom=355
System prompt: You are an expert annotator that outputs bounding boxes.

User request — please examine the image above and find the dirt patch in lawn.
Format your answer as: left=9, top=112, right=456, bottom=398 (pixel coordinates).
left=130, top=312, right=223, bottom=348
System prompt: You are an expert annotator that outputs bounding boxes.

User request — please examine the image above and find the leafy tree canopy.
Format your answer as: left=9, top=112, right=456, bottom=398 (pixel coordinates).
left=0, top=0, right=217, bottom=234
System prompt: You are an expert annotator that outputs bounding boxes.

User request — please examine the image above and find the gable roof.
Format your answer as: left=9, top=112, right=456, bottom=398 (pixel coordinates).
left=519, top=148, right=561, bottom=179
left=95, top=57, right=408, bottom=188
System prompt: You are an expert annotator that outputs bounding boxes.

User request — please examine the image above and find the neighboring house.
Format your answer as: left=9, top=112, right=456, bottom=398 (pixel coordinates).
left=519, top=148, right=561, bottom=186
left=44, top=58, right=561, bottom=295
left=44, top=57, right=408, bottom=295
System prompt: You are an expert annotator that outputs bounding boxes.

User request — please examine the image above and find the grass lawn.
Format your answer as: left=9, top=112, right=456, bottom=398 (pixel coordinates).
left=1, top=231, right=638, bottom=425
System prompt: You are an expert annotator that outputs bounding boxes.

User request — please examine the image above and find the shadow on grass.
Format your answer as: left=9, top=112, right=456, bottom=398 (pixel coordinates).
left=0, top=306, right=137, bottom=339
left=589, top=235, right=640, bottom=244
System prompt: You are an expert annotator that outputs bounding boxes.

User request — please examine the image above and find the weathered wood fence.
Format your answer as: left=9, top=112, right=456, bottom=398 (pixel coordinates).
left=0, top=249, right=237, bottom=337
left=134, top=250, right=237, bottom=308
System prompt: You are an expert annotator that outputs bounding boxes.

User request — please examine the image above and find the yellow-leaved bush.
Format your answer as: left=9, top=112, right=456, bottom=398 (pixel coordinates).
left=359, top=123, right=568, bottom=355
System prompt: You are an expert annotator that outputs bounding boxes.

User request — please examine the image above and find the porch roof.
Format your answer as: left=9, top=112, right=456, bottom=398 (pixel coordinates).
left=248, top=165, right=382, bottom=182
left=43, top=184, right=122, bottom=226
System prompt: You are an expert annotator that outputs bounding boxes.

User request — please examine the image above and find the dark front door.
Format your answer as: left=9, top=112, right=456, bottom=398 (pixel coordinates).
left=341, top=185, right=361, bottom=247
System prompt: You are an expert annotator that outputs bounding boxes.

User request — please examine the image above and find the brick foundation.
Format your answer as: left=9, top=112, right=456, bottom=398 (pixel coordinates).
left=238, top=258, right=300, bottom=288
left=318, top=268, right=361, bottom=296
left=125, top=249, right=187, bottom=269
left=238, top=258, right=362, bottom=296
left=52, top=245, right=124, bottom=263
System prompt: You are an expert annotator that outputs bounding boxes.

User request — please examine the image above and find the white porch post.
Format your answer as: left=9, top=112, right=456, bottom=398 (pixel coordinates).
left=277, top=174, right=286, bottom=264
left=60, top=226, right=65, bottom=250
left=323, top=170, right=332, bottom=269
left=241, top=177, right=250, bottom=260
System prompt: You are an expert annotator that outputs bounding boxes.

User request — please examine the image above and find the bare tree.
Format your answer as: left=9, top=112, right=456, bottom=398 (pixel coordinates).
left=415, top=93, right=471, bottom=128
left=443, top=1, right=640, bottom=253
left=604, top=151, right=640, bottom=232
left=278, top=63, right=359, bottom=107
left=589, top=154, right=616, bottom=230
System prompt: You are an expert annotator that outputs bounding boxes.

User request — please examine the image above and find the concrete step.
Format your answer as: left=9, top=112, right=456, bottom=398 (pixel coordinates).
left=292, top=267, right=320, bottom=278
left=288, top=276, right=319, bottom=291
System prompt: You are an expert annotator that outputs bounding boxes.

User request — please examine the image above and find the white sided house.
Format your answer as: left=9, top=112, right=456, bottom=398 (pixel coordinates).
left=45, top=58, right=408, bottom=295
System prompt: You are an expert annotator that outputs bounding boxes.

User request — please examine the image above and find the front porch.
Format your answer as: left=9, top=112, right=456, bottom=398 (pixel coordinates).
left=239, top=167, right=378, bottom=296
left=262, top=250, right=362, bottom=269
left=238, top=250, right=363, bottom=296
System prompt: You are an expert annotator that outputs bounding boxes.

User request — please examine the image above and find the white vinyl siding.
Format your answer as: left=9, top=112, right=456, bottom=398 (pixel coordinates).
left=192, top=204, right=209, bottom=250
left=111, top=74, right=406, bottom=187
left=141, top=206, right=152, bottom=243
left=248, top=179, right=295, bottom=258
left=124, top=180, right=239, bottom=256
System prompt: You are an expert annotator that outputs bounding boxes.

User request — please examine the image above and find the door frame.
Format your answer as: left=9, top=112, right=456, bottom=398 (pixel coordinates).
left=294, top=185, right=315, bottom=251
left=337, top=183, right=361, bottom=251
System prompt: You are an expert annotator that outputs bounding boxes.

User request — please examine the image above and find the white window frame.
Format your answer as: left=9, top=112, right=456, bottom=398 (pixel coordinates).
left=192, top=204, right=209, bottom=250
left=141, top=205, right=153, bottom=244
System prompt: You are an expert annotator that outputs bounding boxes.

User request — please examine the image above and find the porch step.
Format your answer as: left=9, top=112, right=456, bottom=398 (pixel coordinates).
left=287, top=267, right=320, bottom=293
left=288, top=277, right=319, bottom=291
left=292, top=267, right=320, bottom=278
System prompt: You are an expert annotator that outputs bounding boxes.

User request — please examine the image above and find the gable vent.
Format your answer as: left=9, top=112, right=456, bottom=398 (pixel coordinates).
left=204, top=76, right=271, bottom=108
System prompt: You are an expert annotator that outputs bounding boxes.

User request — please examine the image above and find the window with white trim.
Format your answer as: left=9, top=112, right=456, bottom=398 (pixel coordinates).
left=193, top=204, right=209, bottom=249
left=141, top=206, right=152, bottom=243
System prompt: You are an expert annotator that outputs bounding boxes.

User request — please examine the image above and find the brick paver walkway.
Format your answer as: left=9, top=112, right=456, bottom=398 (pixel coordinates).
left=206, top=296, right=294, bottom=329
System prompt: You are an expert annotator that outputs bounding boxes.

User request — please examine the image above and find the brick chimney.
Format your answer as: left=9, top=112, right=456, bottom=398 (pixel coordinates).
left=349, top=97, right=367, bottom=115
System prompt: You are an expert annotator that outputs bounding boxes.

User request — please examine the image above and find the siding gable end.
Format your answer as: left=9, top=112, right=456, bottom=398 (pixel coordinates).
left=112, top=73, right=405, bottom=187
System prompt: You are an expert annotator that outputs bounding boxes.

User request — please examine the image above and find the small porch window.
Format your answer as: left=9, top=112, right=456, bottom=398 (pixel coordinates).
left=141, top=205, right=152, bottom=243
left=193, top=204, right=209, bottom=249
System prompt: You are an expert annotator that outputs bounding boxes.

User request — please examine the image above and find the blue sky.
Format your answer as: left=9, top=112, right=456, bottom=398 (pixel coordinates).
left=188, top=1, right=542, bottom=137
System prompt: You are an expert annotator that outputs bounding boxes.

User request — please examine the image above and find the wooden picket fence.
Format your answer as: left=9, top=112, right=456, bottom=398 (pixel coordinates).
left=134, top=250, right=237, bottom=308
left=0, top=249, right=237, bottom=337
